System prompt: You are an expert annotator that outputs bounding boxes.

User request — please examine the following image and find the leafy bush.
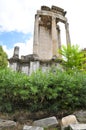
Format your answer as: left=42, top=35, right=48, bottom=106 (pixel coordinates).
left=0, top=67, right=86, bottom=113
left=59, top=44, right=86, bottom=72
left=0, top=68, right=29, bottom=112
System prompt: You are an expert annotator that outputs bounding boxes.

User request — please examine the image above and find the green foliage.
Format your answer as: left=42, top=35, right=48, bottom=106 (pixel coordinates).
left=81, top=49, right=86, bottom=71
left=59, top=44, right=86, bottom=71
left=0, top=46, right=8, bottom=68
left=0, top=67, right=86, bottom=113
left=0, top=68, right=30, bottom=112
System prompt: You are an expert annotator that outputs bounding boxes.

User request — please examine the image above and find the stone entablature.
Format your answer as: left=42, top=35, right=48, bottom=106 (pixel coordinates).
left=41, top=5, right=66, bottom=17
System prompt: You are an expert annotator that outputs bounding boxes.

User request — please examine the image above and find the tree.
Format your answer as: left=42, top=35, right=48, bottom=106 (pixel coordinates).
left=81, top=48, right=86, bottom=71
left=0, top=45, right=8, bottom=68
left=59, top=44, right=86, bottom=71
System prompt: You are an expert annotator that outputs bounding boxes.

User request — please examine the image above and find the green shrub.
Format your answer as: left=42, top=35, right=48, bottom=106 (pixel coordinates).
left=28, top=69, right=86, bottom=112
left=0, top=67, right=86, bottom=113
left=0, top=68, right=30, bottom=112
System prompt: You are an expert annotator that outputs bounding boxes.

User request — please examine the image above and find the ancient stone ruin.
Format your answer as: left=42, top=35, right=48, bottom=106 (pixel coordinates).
left=9, top=5, right=71, bottom=75
left=33, top=5, right=71, bottom=60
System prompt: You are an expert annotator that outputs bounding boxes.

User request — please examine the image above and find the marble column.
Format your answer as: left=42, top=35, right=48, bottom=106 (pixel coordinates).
left=33, top=14, right=39, bottom=55
left=57, top=25, right=61, bottom=49
left=57, top=25, right=62, bottom=58
left=52, top=16, right=58, bottom=57
left=65, top=22, right=71, bottom=46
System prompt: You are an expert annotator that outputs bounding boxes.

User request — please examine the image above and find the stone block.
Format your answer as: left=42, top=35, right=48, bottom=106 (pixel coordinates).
left=0, top=119, right=16, bottom=130
left=74, top=110, right=86, bottom=123
left=60, top=115, right=78, bottom=130
left=33, top=116, right=58, bottom=128
left=23, top=125, right=44, bottom=130
left=69, top=123, right=86, bottom=130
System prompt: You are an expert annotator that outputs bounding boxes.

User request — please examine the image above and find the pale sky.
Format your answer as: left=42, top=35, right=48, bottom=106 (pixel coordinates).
left=0, top=0, right=86, bottom=58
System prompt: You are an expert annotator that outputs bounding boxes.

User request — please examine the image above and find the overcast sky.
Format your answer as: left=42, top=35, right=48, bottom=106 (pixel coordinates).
left=0, top=0, right=86, bottom=58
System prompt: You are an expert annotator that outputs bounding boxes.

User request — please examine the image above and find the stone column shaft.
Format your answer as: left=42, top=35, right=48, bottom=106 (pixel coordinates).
left=57, top=25, right=62, bottom=58
left=33, top=14, right=39, bottom=55
left=52, top=17, right=58, bottom=56
left=13, top=46, right=19, bottom=58
left=65, top=22, right=71, bottom=46
left=57, top=25, right=61, bottom=49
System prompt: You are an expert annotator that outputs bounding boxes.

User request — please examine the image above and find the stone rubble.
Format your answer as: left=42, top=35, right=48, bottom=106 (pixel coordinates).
left=0, top=119, right=16, bottom=130
left=23, top=125, right=44, bottom=130
left=0, top=114, right=86, bottom=130
left=33, top=116, right=58, bottom=128
left=74, top=110, right=86, bottom=123
left=69, top=124, right=86, bottom=130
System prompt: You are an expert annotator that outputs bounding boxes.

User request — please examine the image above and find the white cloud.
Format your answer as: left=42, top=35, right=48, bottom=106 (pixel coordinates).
left=3, top=37, right=33, bottom=58
left=0, top=0, right=35, bottom=33
left=2, top=45, right=14, bottom=58
left=1, top=0, right=86, bottom=55
left=14, top=38, right=33, bottom=58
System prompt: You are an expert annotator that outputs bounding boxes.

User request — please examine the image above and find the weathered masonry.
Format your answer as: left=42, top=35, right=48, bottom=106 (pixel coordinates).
left=33, top=5, right=71, bottom=60
left=9, top=6, right=71, bottom=75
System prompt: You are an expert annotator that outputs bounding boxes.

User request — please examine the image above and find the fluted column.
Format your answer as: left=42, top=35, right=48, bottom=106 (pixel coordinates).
left=52, top=16, right=58, bottom=57
left=65, top=22, right=71, bottom=46
left=33, top=14, right=39, bottom=55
